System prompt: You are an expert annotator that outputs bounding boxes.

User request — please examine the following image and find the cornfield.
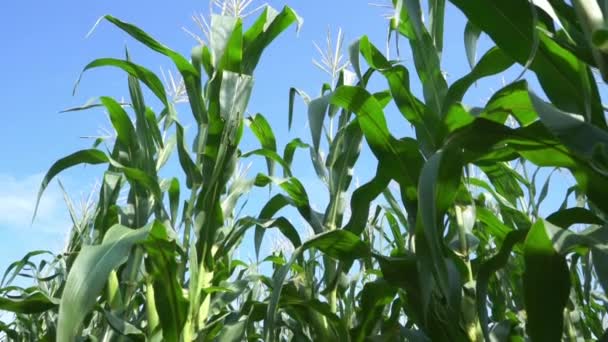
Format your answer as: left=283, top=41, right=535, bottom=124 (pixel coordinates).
left=3, top=0, right=608, bottom=340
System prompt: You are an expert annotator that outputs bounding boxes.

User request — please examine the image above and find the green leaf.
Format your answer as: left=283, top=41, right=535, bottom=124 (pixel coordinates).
left=543, top=221, right=608, bottom=255
left=57, top=222, right=154, bottom=340
left=102, top=15, right=197, bottom=77
left=0, top=321, right=18, bottom=340
left=221, top=176, right=256, bottom=218
left=34, top=149, right=109, bottom=221
left=476, top=229, right=527, bottom=340
left=592, top=245, right=608, bottom=296
left=384, top=210, right=407, bottom=252
left=60, top=98, right=128, bottom=113
left=325, top=121, right=364, bottom=230
left=331, top=86, right=423, bottom=207
left=481, top=80, right=537, bottom=126
left=392, top=0, right=448, bottom=117
left=101, top=15, right=205, bottom=124
left=223, top=215, right=303, bottom=262
left=449, top=0, right=606, bottom=128
left=99, top=97, right=138, bottom=151
left=355, top=36, right=439, bottom=150
left=443, top=103, right=474, bottom=133
left=344, top=170, right=392, bottom=236
left=247, top=113, right=278, bottom=176
left=217, top=316, right=248, bottom=342
left=253, top=174, right=320, bottom=231
left=523, top=220, right=570, bottom=341
left=168, top=178, right=180, bottom=228
left=429, top=0, right=446, bottom=55
left=242, top=6, right=302, bottom=74
left=74, top=58, right=168, bottom=106
left=283, top=138, right=310, bottom=177
left=306, top=230, right=371, bottom=261
left=265, top=230, right=370, bottom=340
left=0, top=290, right=58, bottom=314
left=107, top=159, right=162, bottom=201
left=143, top=223, right=188, bottom=341
left=104, top=310, right=145, bottom=340
left=307, top=95, right=331, bottom=153
left=351, top=280, right=396, bottom=342
left=454, top=119, right=608, bottom=216
left=416, top=150, right=460, bottom=299
left=373, top=254, right=426, bottom=327
left=278, top=292, right=348, bottom=340
left=444, top=47, right=514, bottom=109
left=288, top=88, right=310, bottom=131
left=175, top=123, right=202, bottom=189
left=1, top=250, right=54, bottom=287
left=529, top=92, right=608, bottom=160
left=479, top=162, right=525, bottom=206
left=210, top=15, right=242, bottom=72
left=254, top=194, right=292, bottom=259
left=241, top=148, right=293, bottom=177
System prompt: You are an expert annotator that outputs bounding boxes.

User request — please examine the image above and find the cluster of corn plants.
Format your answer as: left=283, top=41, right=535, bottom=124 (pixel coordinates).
left=4, top=0, right=608, bottom=341
left=255, top=0, right=608, bottom=340
left=1, top=2, right=304, bottom=340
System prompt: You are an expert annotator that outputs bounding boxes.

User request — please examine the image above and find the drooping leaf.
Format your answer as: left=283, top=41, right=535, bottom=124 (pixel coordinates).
left=288, top=88, right=311, bottom=131
left=464, top=21, right=482, bottom=68
left=247, top=113, right=277, bottom=176
left=283, top=138, right=310, bottom=177
left=102, top=15, right=198, bottom=77
left=0, top=290, right=58, bottom=314
left=99, top=96, right=138, bottom=152
left=74, top=58, right=168, bottom=106
left=1, top=250, right=54, bottom=287
left=101, top=15, right=206, bottom=124
left=34, top=149, right=109, bottom=221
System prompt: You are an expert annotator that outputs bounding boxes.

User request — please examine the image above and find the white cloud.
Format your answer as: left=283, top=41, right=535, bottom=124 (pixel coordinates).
left=0, top=173, right=77, bottom=274
left=0, top=173, right=71, bottom=236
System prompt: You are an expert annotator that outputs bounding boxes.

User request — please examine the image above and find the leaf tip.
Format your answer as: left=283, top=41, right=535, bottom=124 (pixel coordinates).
left=85, top=15, right=106, bottom=39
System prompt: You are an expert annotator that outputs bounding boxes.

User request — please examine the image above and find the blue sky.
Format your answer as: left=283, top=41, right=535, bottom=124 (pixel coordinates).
left=0, top=1, right=572, bottom=274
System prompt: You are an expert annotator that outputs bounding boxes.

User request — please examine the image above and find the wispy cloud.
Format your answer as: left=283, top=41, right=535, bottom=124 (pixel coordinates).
left=0, top=173, right=71, bottom=236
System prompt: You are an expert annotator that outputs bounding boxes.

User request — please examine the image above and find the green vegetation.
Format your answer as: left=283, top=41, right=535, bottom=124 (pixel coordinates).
left=3, top=0, right=608, bottom=340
